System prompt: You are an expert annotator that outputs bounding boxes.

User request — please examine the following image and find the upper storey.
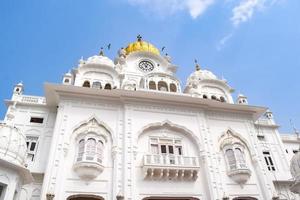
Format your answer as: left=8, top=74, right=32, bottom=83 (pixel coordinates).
left=64, top=35, right=181, bottom=93
left=184, top=63, right=235, bottom=104
left=60, top=36, right=239, bottom=104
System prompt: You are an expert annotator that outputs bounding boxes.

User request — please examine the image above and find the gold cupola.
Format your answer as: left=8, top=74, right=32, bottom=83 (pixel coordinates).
left=125, top=35, right=160, bottom=56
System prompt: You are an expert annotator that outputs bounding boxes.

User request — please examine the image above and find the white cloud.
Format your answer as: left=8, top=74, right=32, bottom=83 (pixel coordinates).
left=217, top=32, right=234, bottom=51
left=127, top=0, right=215, bottom=19
left=216, top=0, right=279, bottom=50
left=231, top=0, right=278, bottom=26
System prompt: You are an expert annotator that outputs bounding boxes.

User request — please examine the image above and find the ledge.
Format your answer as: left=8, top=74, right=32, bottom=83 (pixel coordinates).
left=73, top=161, right=104, bottom=180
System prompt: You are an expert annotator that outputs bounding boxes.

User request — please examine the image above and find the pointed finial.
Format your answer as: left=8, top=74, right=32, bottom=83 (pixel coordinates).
left=195, top=59, right=200, bottom=71
left=99, top=47, right=104, bottom=56
left=137, top=34, right=142, bottom=41
left=107, top=43, right=111, bottom=50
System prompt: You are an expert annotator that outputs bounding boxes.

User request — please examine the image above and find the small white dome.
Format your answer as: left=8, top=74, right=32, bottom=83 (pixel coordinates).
left=85, top=55, right=114, bottom=68
left=189, top=69, right=218, bottom=81
left=291, top=152, right=300, bottom=181
left=186, top=69, right=218, bottom=88
left=0, top=123, right=27, bottom=166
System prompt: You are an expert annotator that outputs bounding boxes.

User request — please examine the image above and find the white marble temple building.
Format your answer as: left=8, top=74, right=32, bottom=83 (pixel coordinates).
left=0, top=36, right=299, bottom=200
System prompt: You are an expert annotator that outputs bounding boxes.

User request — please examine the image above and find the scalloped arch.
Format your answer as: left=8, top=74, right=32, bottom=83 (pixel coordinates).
left=70, top=115, right=114, bottom=143
left=218, top=128, right=256, bottom=159
left=137, top=120, right=202, bottom=153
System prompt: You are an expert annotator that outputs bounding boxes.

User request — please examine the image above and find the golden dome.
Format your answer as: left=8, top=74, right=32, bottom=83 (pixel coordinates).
left=125, top=35, right=160, bottom=56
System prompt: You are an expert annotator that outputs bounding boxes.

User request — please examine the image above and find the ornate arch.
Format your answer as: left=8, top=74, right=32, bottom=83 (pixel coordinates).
left=70, top=115, right=114, bottom=143
left=67, top=194, right=104, bottom=200
left=218, top=128, right=256, bottom=160
left=137, top=120, right=202, bottom=153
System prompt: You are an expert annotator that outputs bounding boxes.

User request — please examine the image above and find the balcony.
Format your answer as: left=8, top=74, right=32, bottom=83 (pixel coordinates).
left=12, top=95, right=46, bottom=105
left=227, top=163, right=251, bottom=185
left=143, top=154, right=200, bottom=181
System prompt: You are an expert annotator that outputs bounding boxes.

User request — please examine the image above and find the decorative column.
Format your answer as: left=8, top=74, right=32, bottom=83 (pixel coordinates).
left=40, top=103, right=67, bottom=199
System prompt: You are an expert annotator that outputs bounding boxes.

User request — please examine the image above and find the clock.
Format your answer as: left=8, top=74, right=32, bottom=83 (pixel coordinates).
left=139, top=60, right=154, bottom=72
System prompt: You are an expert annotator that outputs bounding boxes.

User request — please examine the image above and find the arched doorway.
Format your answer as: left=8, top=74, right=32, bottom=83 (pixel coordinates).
left=232, top=197, right=258, bottom=200
left=67, top=194, right=104, bottom=200
left=143, top=197, right=199, bottom=200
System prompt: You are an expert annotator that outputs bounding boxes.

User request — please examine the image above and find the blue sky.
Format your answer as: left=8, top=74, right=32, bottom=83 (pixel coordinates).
left=0, top=0, right=299, bottom=133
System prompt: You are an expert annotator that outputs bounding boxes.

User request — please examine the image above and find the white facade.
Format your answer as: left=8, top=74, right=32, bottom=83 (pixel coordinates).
left=0, top=37, right=299, bottom=200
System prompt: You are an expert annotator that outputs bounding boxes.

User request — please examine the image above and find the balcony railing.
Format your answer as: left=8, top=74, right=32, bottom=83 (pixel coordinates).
left=143, top=154, right=200, bottom=181
left=144, top=154, right=199, bottom=167
left=12, top=95, right=46, bottom=105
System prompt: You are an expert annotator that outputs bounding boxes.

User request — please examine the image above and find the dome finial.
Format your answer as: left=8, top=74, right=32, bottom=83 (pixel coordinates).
left=137, top=34, right=142, bottom=42
left=99, top=47, right=104, bottom=56
left=195, top=59, right=200, bottom=71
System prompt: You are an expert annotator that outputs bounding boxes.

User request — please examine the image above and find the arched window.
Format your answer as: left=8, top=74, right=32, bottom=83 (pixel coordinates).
left=224, top=145, right=247, bottom=171
left=158, top=81, right=168, bottom=91
left=235, top=148, right=246, bottom=168
left=86, top=138, right=96, bottom=160
left=211, top=95, right=217, bottom=100
left=149, top=81, right=156, bottom=90
left=96, top=140, right=104, bottom=163
left=170, top=83, right=177, bottom=92
left=104, top=83, right=112, bottom=90
left=203, top=95, right=208, bottom=99
left=82, top=81, right=90, bottom=88
left=92, top=81, right=102, bottom=89
left=77, top=139, right=85, bottom=162
left=76, top=137, right=105, bottom=164
left=220, top=96, right=226, bottom=102
left=226, top=149, right=236, bottom=170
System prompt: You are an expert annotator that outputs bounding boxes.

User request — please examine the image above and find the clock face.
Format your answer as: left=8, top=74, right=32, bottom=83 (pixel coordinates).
left=139, top=60, right=154, bottom=72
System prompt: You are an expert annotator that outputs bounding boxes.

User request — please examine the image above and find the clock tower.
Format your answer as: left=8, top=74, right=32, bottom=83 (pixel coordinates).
left=114, top=35, right=180, bottom=92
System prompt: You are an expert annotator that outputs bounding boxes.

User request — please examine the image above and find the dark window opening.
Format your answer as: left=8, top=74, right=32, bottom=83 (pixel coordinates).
left=161, top=145, right=167, bottom=153
left=170, top=83, right=177, bottom=92
left=30, top=117, right=44, bottom=124
left=168, top=146, right=174, bottom=154
left=82, top=81, right=90, bottom=88
left=149, top=81, right=156, bottom=90
left=158, top=81, right=168, bottom=91
left=220, top=96, right=226, bottom=102
left=16, top=88, right=20, bottom=92
left=176, top=146, right=182, bottom=155
left=263, top=151, right=276, bottom=171
left=30, top=142, right=36, bottom=151
left=104, top=83, right=112, bottom=90
left=203, top=95, right=208, bottom=99
left=64, top=79, right=70, bottom=83
left=211, top=95, right=217, bottom=100
left=293, top=150, right=298, bottom=154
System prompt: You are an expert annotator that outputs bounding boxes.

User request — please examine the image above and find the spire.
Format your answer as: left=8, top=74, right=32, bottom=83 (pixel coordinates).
left=137, top=34, right=142, bottom=42
left=195, top=59, right=200, bottom=71
left=99, top=47, right=104, bottom=56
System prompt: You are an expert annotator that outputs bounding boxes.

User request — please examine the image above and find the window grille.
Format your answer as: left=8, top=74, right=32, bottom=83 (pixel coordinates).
left=26, top=136, right=39, bottom=161
left=263, top=151, right=276, bottom=171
